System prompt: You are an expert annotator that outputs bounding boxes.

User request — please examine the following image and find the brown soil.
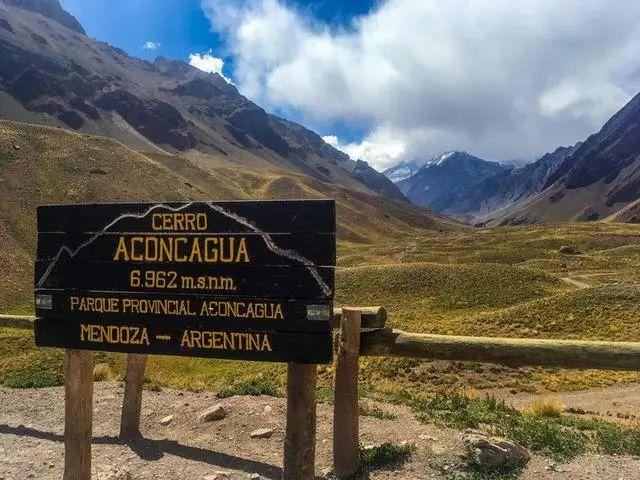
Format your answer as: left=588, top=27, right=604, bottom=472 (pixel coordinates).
left=501, top=382, right=640, bottom=423
left=1, top=383, right=640, bottom=479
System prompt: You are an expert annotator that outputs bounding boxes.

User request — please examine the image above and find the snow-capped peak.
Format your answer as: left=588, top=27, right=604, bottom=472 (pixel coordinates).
left=425, top=151, right=467, bottom=167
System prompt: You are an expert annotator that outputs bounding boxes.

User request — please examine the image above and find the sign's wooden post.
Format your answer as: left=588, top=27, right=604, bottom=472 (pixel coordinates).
left=64, top=349, right=93, bottom=480
left=333, top=308, right=362, bottom=478
left=120, top=353, right=147, bottom=438
left=283, top=362, right=318, bottom=480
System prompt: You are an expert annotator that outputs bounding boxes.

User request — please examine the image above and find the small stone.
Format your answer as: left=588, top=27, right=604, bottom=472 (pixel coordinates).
left=250, top=427, right=274, bottom=439
left=547, top=463, right=571, bottom=473
left=159, top=415, right=174, bottom=426
left=249, top=474, right=261, bottom=479
left=13, top=144, right=20, bottom=150
left=199, top=404, right=227, bottom=422
left=263, top=405, right=273, bottom=415
left=204, top=472, right=230, bottom=480
left=419, top=434, right=437, bottom=441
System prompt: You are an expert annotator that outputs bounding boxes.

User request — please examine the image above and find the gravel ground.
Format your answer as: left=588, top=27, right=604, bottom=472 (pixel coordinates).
left=0, top=383, right=639, bottom=479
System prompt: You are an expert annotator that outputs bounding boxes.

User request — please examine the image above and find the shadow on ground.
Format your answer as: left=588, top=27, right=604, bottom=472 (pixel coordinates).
left=0, top=424, right=325, bottom=479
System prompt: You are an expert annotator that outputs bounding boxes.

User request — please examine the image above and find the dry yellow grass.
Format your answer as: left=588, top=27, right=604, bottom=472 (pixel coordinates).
left=93, top=363, right=118, bottom=382
left=526, top=397, right=565, bottom=418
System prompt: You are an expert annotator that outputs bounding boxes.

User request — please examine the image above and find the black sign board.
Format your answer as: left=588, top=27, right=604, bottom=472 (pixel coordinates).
left=34, top=200, right=336, bottom=363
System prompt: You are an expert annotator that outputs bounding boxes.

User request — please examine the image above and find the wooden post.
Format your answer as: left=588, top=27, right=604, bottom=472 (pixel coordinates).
left=120, top=353, right=147, bottom=438
left=283, top=362, right=318, bottom=480
left=64, top=349, right=93, bottom=480
left=333, top=308, right=362, bottom=478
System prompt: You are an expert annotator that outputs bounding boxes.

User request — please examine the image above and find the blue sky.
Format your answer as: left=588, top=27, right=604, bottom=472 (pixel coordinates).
left=60, top=0, right=639, bottom=171
left=60, top=0, right=224, bottom=63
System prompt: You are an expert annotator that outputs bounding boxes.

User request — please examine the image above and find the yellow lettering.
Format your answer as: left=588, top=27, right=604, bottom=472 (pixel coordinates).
left=113, top=237, right=129, bottom=261
left=130, top=237, right=144, bottom=261
left=152, top=213, right=162, bottom=231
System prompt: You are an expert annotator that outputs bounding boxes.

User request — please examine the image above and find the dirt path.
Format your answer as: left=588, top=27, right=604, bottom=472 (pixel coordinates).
left=559, top=272, right=617, bottom=290
left=1, top=383, right=640, bottom=479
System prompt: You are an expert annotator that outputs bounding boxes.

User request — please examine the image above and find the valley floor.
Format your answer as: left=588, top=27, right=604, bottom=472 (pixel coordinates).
left=1, top=382, right=640, bottom=480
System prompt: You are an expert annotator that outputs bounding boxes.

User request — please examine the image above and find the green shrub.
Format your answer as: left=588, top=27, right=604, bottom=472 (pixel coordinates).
left=359, top=403, right=397, bottom=420
left=360, top=442, right=416, bottom=469
left=217, top=377, right=281, bottom=398
left=499, top=415, right=586, bottom=461
left=4, top=352, right=64, bottom=388
left=560, top=416, right=640, bottom=456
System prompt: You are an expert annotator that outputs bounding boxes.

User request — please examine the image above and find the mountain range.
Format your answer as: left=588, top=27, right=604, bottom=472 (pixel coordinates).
left=3, top=0, right=640, bottom=230
left=392, top=152, right=509, bottom=216
left=384, top=91, right=640, bottom=225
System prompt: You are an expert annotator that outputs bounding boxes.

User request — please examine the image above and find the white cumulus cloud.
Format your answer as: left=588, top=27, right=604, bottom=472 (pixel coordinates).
left=323, top=130, right=406, bottom=170
left=188, top=51, right=231, bottom=82
left=201, top=0, right=640, bottom=170
left=142, top=41, right=161, bottom=50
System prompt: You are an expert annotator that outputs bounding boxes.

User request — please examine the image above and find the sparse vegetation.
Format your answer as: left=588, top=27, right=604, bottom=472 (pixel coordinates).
left=93, top=363, right=118, bottom=382
left=217, top=377, right=282, bottom=398
left=359, top=441, right=416, bottom=469
left=3, top=351, right=65, bottom=388
left=358, top=402, right=397, bottom=420
left=413, top=391, right=640, bottom=461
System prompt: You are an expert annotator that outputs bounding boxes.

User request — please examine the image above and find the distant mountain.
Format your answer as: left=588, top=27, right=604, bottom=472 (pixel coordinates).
left=490, top=91, right=640, bottom=225
left=397, top=151, right=509, bottom=213
left=383, top=160, right=422, bottom=183
left=0, top=0, right=405, bottom=202
left=447, top=143, right=581, bottom=221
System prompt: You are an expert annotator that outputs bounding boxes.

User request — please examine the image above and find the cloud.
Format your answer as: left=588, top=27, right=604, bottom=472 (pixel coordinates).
left=322, top=130, right=406, bottom=170
left=201, top=0, right=640, bottom=169
left=142, top=41, right=161, bottom=50
left=188, top=51, right=231, bottom=82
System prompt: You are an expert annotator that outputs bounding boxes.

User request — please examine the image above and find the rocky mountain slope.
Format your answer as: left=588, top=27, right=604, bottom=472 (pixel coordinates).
left=490, top=92, right=640, bottom=225
left=0, top=0, right=404, bottom=201
left=447, top=143, right=581, bottom=222
left=396, top=151, right=508, bottom=213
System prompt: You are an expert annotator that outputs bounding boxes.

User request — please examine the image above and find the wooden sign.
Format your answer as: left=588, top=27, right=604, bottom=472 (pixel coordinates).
left=34, top=200, right=336, bottom=363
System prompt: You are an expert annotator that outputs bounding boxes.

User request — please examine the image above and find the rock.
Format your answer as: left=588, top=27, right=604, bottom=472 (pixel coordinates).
left=463, top=434, right=530, bottom=472
left=199, top=404, right=227, bottom=422
left=159, top=415, right=174, bottom=426
left=263, top=405, right=272, bottom=415
left=248, top=474, right=261, bottom=479
left=13, top=144, right=20, bottom=150
left=250, top=427, right=274, bottom=439
left=203, top=472, right=230, bottom=480
left=547, top=463, right=571, bottom=473
left=558, top=245, right=579, bottom=255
